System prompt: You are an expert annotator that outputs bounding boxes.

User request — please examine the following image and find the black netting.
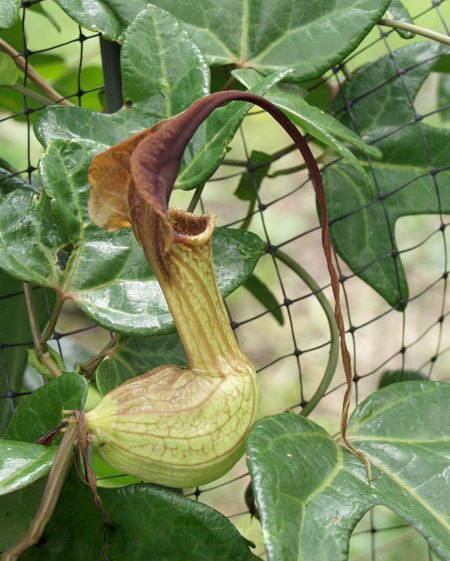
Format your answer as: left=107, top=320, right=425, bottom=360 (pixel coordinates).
left=0, top=1, right=449, bottom=559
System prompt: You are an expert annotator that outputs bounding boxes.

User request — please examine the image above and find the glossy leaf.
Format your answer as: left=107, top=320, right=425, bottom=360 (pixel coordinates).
left=0, top=468, right=257, bottom=560
left=0, top=51, right=18, bottom=86
left=4, top=373, right=88, bottom=443
left=35, top=5, right=285, bottom=190
left=0, top=273, right=53, bottom=434
left=243, top=274, right=284, bottom=326
left=96, top=332, right=186, bottom=395
left=247, top=381, right=450, bottom=561
left=0, top=139, right=265, bottom=334
left=0, top=0, right=20, bottom=29
left=233, top=68, right=381, bottom=187
left=378, top=369, right=426, bottom=388
left=0, top=439, right=56, bottom=495
left=59, top=0, right=390, bottom=80
left=386, top=0, right=414, bottom=38
left=324, top=42, right=450, bottom=308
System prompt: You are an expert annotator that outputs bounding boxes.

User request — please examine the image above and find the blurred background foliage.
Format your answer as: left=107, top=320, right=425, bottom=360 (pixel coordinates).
left=0, top=1, right=449, bottom=560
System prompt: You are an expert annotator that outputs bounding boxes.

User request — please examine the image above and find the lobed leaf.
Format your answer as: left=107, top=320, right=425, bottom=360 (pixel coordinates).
left=247, top=381, right=450, bottom=561
left=324, top=42, right=450, bottom=308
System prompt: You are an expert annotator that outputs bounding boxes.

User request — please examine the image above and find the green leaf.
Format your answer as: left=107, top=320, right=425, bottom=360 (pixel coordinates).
left=0, top=468, right=257, bottom=560
left=4, top=373, right=88, bottom=443
left=0, top=273, right=53, bottom=434
left=234, top=150, right=271, bottom=201
left=438, top=74, right=450, bottom=122
left=96, top=332, right=186, bottom=395
left=324, top=42, right=450, bottom=308
left=233, top=68, right=381, bottom=189
left=334, top=42, right=444, bottom=136
left=152, top=0, right=391, bottom=79
left=0, top=138, right=265, bottom=334
left=0, top=0, right=20, bottom=29
left=62, top=0, right=390, bottom=80
left=243, top=274, right=284, bottom=326
left=378, top=369, right=426, bottom=388
left=0, top=439, right=56, bottom=495
left=247, top=381, right=450, bottom=561
left=385, top=0, right=414, bottom=39
left=35, top=5, right=285, bottom=190
left=0, top=51, right=18, bottom=86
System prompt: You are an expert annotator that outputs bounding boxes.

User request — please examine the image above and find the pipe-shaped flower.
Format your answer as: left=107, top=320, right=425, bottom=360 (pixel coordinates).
left=84, top=91, right=352, bottom=487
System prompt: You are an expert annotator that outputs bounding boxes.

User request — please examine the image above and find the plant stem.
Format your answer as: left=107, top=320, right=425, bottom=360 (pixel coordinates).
left=274, top=250, right=339, bottom=416
left=379, top=18, right=450, bottom=47
left=1, top=423, right=78, bottom=561
left=11, top=84, right=53, bottom=106
left=79, top=334, right=119, bottom=378
left=23, top=283, right=63, bottom=378
left=0, top=38, right=72, bottom=106
left=187, top=183, right=205, bottom=213
left=39, top=295, right=65, bottom=346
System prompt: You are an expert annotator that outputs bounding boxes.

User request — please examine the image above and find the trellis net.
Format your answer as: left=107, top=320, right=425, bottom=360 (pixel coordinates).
left=0, top=1, right=449, bottom=560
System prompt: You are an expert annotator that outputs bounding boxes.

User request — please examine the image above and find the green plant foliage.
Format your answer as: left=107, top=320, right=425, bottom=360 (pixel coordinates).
left=247, top=381, right=450, bottom=561
left=96, top=333, right=186, bottom=395
left=233, top=68, right=381, bottom=187
left=438, top=74, right=450, bottom=121
left=0, top=51, right=18, bottom=86
left=0, top=468, right=259, bottom=560
left=35, top=4, right=286, bottom=191
left=0, top=440, right=56, bottom=495
left=378, top=369, right=426, bottom=388
left=4, top=373, right=88, bottom=443
left=0, top=139, right=265, bottom=335
left=54, top=0, right=389, bottom=81
left=243, top=274, right=284, bottom=326
left=323, top=42, right=450, bottom=308
left=0, top=272, right=53, bottom=434
left=0, top=0, right=20, bottom=28
left=385, top=0, right=414, bottom=38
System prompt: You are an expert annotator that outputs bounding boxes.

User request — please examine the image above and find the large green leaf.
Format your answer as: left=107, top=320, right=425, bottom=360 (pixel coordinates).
left=247, top=381, right=450, bottom=561
left=378, top=369, right=426, bottom=388
left=96, top=332, right=186, bottom=394
left=0, top=139, right=265, bottom=334
left=0, top=440, right=56, bottom=495
left=53, top=0, right=389, bottom=81
left=233, top=68, right=381, bottom=187
left=35, top=4, right=285, bottom=190
left=0, top=0, right=20, bottom=28
left=0, top=469, right=257, bottom=560
left=4, top=373, right=88, bottom=443
left=0, top=272, right=54, bottom=434
left=324, top=42, right=450, bottom=308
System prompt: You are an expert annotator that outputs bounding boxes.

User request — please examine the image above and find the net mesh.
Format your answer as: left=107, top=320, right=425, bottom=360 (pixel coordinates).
left=0, top=1, right=449, bottom=559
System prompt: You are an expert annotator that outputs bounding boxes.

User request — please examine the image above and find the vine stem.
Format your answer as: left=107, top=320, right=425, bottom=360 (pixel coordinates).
left=23, top=283, right=63, bottom=378
left=378, top=18, right=450, bottom=47
left=1, top=424, right=78, bottom=561
left=79, top=334, right=119, bottom=378
left=274, top=249, right=339, bottom=417
left=0, top=38, right=72, bottom=106
left=11, top=84, right=53, bottom=106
